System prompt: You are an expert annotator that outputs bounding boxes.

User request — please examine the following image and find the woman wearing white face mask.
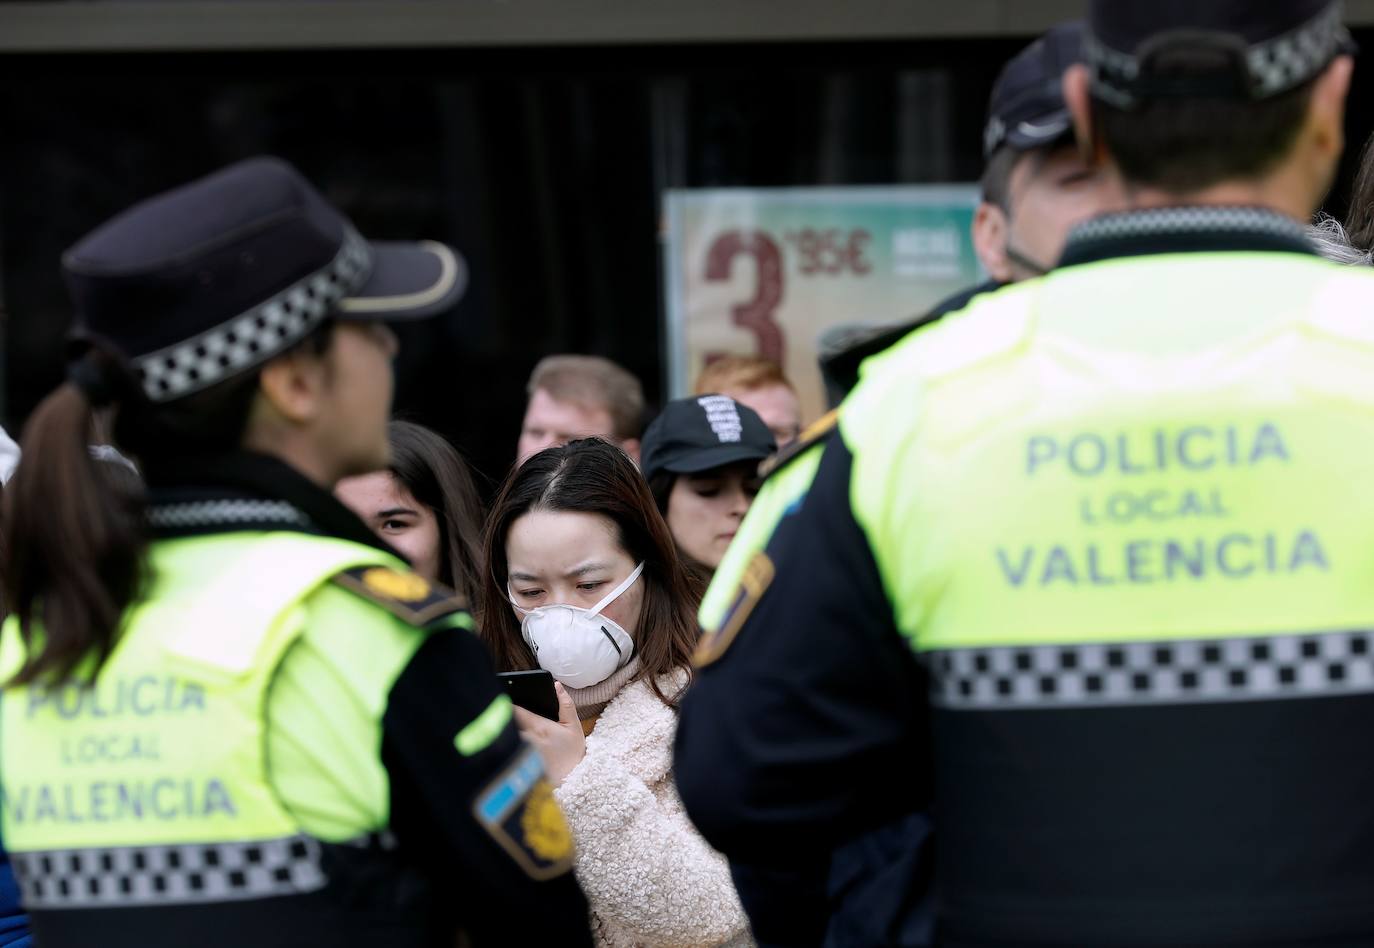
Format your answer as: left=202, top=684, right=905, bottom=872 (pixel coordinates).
left=480, top=438, right=752, bottom=948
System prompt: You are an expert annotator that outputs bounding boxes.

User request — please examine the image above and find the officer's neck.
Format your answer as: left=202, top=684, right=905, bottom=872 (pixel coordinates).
left=240, top=427, right=344, bottom=490
left=1116, top=170, right=1317, bottom=225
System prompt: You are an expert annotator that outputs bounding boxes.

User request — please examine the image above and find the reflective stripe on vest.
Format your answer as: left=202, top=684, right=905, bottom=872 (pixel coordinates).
left=699, top=442, right=825, bottom=633
left=843, top=254, right=1374, bottom=681
left=0, top=532, right=413, bottom=898
left=13, top=836, right=325, bottom=909
left=930, top=626, right=1374, bottom=710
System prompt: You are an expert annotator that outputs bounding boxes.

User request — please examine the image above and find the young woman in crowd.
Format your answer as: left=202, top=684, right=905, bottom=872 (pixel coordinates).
left=641, top=395, right=775, bottom=588
left=337, top=420, right=486, bottom=609
left=480, top=438, right=752, bottom=948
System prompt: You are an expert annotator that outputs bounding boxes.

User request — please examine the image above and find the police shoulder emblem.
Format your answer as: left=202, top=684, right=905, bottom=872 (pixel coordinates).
left=473, top=747, right=574, bottom=879
left=694, top=551, right=775, bottom=667
left=332, top=565, right=467, bottom=626
left=362, top=566, right=430, bottom=601
left=759, top=408, right=838, bottom=480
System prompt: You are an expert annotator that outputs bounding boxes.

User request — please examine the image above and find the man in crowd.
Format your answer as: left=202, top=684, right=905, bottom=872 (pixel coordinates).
left=695, top=355, right=803, bottom=448
left=820, top=20, right=1118, bottom=402
left=678, top=1, right=1374, bottom=944
left=516, top=354, right=645, bottom=465
left=715, top=22, right=1114, bottom=645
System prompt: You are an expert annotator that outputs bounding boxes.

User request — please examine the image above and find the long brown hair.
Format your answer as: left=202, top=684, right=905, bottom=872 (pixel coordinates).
left=3, top=327, right=333, bottom=686
left=645, top=470, right=713, bottom=600
left=387, top=420, right=486, bottom=613
left=1346, top=130, right=1374, bottom=255
left=479, top=438, right=699, bottom=706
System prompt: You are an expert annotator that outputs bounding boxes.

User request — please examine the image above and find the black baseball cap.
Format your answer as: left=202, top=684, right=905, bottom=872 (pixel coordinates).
left=641, top=395, right=777, bottom=483
left=984, top=22, right=1084, bottom=158
left=63, top=156, right=467, bottom=404
left=1086, top=0, right=1353, bottom=109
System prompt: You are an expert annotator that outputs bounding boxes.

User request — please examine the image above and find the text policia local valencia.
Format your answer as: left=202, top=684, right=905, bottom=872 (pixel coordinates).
left=997, top=421, right=1330, bottom=588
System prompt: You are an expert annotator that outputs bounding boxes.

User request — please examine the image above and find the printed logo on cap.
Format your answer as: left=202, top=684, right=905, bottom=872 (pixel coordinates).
left=697, top=395, right=743, bottom=443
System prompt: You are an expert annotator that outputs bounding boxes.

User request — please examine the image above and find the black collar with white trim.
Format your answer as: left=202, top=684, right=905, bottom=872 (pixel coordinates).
left=143, top=451, right=400, bottom=558
left=1058, top=206, right=1315, bottom=270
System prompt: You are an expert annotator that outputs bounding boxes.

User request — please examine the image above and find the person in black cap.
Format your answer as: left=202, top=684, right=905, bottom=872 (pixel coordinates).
left=819, top=20, right=1119, bottom=405
left=759, top=21, right=1112, bottom=644
left=977, top=19, right=1114, bottom=281
left=677, top=1, right=1374, bottom=945
left=641, top=395, right=775, bottom=588
left=0, top=157, right=592, bottom=948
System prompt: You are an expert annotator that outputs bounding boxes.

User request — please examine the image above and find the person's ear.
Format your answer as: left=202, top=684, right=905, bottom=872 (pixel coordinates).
left=620, top=438, right=642, bottom=466
left=972, top=201, right=1014, bottom=283
left=1063, top=65, right=1101, bottom=167
left=257, top=347, right=331, bottom=425
left=1307, top=55, right=1354, bottom=165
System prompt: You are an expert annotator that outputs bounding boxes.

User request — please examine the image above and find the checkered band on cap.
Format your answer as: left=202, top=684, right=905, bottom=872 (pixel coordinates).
left=11, top=835, right=330, bottom=909
left=929, top=628, right=1374, bottom=711
left=1084, top=31, right=1143, bottom=110
left=1247, top=2, right=1349, bottom=98
left=133, top=228, right=372, bottom=403
left=1087, top=2, right=1348, bottom=108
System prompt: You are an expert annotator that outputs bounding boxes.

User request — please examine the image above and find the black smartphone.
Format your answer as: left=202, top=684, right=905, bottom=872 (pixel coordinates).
left=497, top=669, right=560, bottom=721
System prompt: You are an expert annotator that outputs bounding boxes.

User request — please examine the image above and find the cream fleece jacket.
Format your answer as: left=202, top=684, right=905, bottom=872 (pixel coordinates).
left=554, top=673, right=753, bottom=948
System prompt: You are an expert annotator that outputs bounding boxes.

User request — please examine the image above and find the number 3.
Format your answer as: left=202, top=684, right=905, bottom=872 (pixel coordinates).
left=703, top=230, right=785, bottom=365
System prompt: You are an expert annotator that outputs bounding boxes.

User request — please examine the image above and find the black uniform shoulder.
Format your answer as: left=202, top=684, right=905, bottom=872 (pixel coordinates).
left=331, top=565, right=469, bottom=627
left=818, top=280, right=1005, bottom=403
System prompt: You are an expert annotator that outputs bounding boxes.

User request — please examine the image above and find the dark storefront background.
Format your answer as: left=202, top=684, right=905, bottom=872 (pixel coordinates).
left=4, top=32, right=1374, bottom=487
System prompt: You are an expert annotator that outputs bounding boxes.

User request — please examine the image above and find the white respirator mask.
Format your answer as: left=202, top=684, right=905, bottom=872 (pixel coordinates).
left=510, top=562, right=644, bottom=688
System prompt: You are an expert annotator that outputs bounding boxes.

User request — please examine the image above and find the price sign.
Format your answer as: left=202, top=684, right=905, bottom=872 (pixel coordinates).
left=663, top=186, right=982, bottom=423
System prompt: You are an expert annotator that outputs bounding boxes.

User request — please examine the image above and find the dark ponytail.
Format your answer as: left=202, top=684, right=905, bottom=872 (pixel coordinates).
left=3, top=375, right=147, bottom=686
left=3, top=325, right=333, bottom=687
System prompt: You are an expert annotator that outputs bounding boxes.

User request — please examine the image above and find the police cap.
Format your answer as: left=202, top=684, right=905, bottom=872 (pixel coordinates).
left=63, top=156, right=466, bottom=404
left=984, top=22, right=1084, bottom=158
left=1086, top=0, right=1353, bottom=110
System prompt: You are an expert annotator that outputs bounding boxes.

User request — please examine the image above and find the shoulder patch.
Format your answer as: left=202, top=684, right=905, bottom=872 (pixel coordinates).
left=473, top=746, right=575, bottom=879
left=694, top=552, right=775, bottom=667
left=759, top=409, right=838, bottom=480
left=331, top=565, right=468, bottom=627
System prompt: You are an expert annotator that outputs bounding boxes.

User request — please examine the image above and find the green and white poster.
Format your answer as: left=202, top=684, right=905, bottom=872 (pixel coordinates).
left=663, top=185, right=984, bottom=422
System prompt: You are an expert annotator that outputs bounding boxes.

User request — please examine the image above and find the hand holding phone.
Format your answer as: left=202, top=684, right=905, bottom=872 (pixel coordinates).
left=497, top=669, right=560, bottom=721
left=508, top=676, right=585, bottom=787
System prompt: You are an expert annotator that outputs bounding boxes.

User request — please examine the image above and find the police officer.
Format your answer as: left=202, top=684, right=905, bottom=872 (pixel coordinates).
left=711, top=21, right=1114, bottom=647
left=0, top=158, right=592, bottom=947
left=677, top=1, right=1374, bottom=943
left=819, top=20, right=1115, bottom=405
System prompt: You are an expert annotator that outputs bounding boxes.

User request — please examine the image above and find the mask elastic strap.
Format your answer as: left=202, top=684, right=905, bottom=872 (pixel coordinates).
left=590, top=562, right=645, bottom=617
left=1005, top=243, right=1051, bottom=277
